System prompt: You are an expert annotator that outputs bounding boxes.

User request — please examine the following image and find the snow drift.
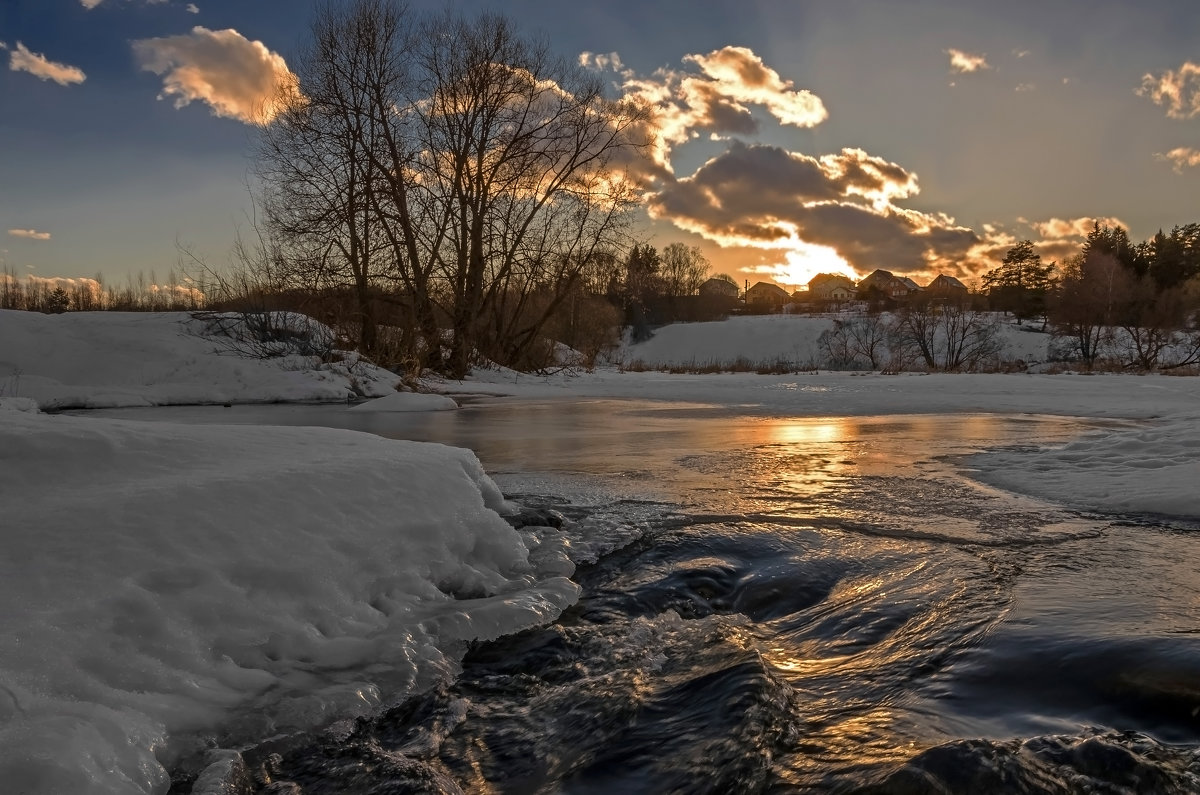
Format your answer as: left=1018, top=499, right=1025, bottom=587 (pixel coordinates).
left=0, top=309, right=399, bottom=409
left=0, top=404, right=578, bottom=794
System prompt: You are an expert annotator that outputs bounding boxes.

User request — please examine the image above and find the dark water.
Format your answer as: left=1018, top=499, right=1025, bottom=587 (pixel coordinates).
left=83, top=401, right=1200, bottom=793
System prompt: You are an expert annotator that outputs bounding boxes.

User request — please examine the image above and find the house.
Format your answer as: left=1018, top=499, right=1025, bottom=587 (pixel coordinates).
left=744, top=281, right=790, bottom=308
left=925, top=273, right=969, bottom=298
left=807, top=273, right=857, bottom=303
left=698, top=277, right=740, bottom=300
left=858, top=269, right=920, bottom=300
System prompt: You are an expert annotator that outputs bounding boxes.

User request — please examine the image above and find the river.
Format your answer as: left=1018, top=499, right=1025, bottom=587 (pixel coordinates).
left=80, top=399, right=1200, bottom=793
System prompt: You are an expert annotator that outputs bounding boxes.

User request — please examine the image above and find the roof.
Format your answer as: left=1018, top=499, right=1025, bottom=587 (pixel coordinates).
left=929, top=274, right=967, bottom=290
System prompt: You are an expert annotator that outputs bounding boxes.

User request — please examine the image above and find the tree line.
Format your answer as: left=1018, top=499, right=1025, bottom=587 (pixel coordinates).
left=980, top=222, right=1200, bottom=370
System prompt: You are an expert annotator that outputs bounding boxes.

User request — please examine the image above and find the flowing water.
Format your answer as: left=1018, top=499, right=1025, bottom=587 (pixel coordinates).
left=81, top=400, right=1200, bottom=793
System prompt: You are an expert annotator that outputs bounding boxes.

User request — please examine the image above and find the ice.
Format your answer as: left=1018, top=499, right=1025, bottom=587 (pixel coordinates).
left=0, top=404, right=579, bottom=794
left=348, top=391, right=459, bottom=412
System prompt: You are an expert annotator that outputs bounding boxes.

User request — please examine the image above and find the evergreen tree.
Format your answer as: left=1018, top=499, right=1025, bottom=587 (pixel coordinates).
left=46, top=286, right=70, bottom=314
left=623, top=244, right=661, bottom=340
left=1082, top=223, right=1140, bottom=276
left=982, top=240, right=1056, bottom=321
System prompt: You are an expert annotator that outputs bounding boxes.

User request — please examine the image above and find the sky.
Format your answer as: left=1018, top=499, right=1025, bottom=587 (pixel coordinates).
left=2, top=0, right=1199, bottom=293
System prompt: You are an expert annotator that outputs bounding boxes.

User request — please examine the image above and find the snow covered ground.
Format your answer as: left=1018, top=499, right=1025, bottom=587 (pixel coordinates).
left=1, top=399, right=577, bottom=794
left=615, top=312, right=1056, bottom=369
left=2, top=309, right=1198, bottom=793
left=0, top=309, right=400, bottom=408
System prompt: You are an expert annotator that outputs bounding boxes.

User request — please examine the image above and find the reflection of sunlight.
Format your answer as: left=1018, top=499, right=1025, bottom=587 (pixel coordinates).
left=726, top=418, right=855, bottom=501
left=767, top=420, right=845, bottom=446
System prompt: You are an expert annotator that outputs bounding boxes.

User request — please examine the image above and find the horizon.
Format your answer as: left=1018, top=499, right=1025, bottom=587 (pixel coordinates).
left=2, top=0, right=1198, bottom=293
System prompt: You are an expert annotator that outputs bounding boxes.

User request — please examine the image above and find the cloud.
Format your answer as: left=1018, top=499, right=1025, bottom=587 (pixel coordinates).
left=1031, top=216, right=1127, bottom=240
left=578, top=51, right=630, bottom=79
left=8, top=42, right=86, bottom=86
left=1015, top=83, right=1035, bottom=93
left=586, top=46, right=1107, bottom=283
left=683, top=47, right=827, bottom=128
left=584, top=45, right=826, bottom=171
left=187, top=3, right=199, bottom=12
left=646, top=141, right=981, bottom=276
left=1155, top=147, right=1200, bottom=173
left=132, top=26, right=294, bottom=124
left=947, top=48, right=989, bottom=74
left=1138, top=61, right=1200, bottom=119
left=8, top=229, right=52, bottom=241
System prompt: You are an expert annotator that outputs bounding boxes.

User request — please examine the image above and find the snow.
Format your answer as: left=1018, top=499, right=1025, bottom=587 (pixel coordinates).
left=348, top=391, right=459, bottom=412
left=2, top=308, right=1198, bottom=793
left=0, top=309, right=401, bottom=408
left=1, top=404, right=577, bottom=794
left=615, top=312, right=1055, bottom=369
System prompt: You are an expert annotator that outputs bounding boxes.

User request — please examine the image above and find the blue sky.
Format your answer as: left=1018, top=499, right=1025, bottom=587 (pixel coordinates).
left=2, top=0, right=1199, bottom=291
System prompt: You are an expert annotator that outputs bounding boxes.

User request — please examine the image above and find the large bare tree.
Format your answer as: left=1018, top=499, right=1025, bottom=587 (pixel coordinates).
left=255, top=0, right=648, bottom=376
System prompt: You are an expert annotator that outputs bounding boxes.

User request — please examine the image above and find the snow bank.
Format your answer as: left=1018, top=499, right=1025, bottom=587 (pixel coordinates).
left=348, top=391, right=459, bottom=412
left=0, top=309, right=399, bottom=409
left=969, top=420, right=1200, bottom=518
left=617, top=313, right=1054, bottom=369
left=0, top=404, right=578, bottom=794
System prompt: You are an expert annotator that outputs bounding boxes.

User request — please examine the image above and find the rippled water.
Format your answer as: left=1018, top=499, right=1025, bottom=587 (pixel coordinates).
left=84, top=401, right=1200, bottom=793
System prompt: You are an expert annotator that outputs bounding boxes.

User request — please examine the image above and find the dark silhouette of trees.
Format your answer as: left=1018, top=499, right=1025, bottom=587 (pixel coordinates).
left=659, top=243, right=709, bottom=297
left=253, top=0, right=648, bottom=377
left=622, top=243, right=661, bottom=341
left=982, top=240, right=1056, bottom=323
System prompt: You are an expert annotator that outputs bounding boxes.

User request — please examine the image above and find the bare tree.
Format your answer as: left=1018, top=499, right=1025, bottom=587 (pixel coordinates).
left=892, top=297, right=1004, bottom=371
left=659, top=242, right=709, bottom=297
left=253, top=1, right=647, bottom=376
left=415, top=11, right=647, bottom=376
left=1049, top=253, right=1126, bottom=367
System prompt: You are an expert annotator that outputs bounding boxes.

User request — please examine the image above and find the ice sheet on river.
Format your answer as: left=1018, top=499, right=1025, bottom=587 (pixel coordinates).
left=0, top=403, right=578, bottom=794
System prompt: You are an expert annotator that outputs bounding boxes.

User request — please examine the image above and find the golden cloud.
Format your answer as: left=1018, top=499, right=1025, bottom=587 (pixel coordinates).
left=1155, top=146, right=1200, bottom=173
left=8, top=229, right=52, bottom=241
left=647, top=142, right=979, bottom=277
left=585, top=45, right=826, bottom=171
left=8, top=42, right=86, bottom=86
left=683, top=46, right=828, bottom=128
left=132, top=26, right=295, bottom=125
left=1032, top=216, right=1127, bottom=240
left=1138, top=61, right=1200, bottom=119
left=947, top=48, right=989, bottom=74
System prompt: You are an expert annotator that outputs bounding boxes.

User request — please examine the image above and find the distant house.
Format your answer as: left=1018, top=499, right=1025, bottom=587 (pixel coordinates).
left=698, top=277, right=740, bottom=300
left=858, top=269, right=920, bottom=300
left=807, top=273, right=857, bottom=303
left=744, top=281, right=790, bottom=308
left=926, top=274, right=969, bottom=298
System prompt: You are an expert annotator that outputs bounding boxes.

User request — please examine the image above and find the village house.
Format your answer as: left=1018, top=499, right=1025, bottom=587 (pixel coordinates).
left=858, top=269, right=921, bottom=300
left=925, top=273, right=969, bottom=299
left=698, top=277, right=740, bottom=301
left=744, top=281, right=790, bottom=309
left=806, top=272, right=857, bottom=303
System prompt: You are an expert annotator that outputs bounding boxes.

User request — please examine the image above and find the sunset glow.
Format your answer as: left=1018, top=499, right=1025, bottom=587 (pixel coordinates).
left=1, top=0, right=1197, bottom=289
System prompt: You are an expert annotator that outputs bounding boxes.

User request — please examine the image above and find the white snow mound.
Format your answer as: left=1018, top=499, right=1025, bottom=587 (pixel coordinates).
left=349, top=391, right=458, bottom=412
left=0, top=309, right=399, bottom=409
left=0, top=407, right=578, bottom=794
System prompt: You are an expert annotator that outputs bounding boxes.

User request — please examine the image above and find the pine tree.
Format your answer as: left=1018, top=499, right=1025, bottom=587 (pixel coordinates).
left=46, top=287, right=70, bottom=314
left=982, top=240, right=1056, bottom=321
